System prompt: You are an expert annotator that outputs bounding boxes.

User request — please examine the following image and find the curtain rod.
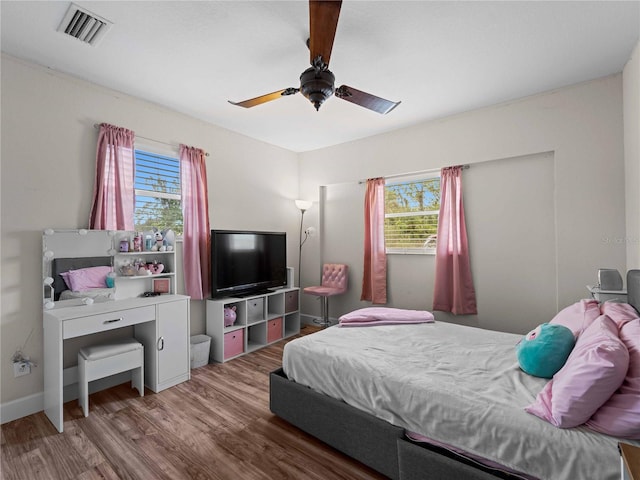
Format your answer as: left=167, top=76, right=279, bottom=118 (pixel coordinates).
left=358, top=164, right=469, bottom=184
left=93, top=123, right=209, bottom=157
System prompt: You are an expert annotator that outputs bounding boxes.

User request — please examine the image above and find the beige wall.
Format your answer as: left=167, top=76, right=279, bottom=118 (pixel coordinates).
left=625, top=40, right=640, bottom=270
left=298, top=74, right=627, bottom=333
left=0, top=55, right=300, bottom=407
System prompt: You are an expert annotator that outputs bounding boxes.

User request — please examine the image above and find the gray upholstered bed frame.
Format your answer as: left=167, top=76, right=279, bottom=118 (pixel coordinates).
left=270, top=368, right=512, bottom=479
left=269, top=270, right=640, bottom=480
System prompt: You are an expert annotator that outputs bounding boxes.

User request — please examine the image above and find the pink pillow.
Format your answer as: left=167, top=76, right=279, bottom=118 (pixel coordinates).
left=549, top=299, right=600, bottom=337
left=59, top=271, right=72, bottom=289
left=64, top=266, right=111, bottom=291
left=586, top=319, right=640, bottom=439
left=525, top=315, right=629, bottom=428
left=600, top=301, right=639, bottom=329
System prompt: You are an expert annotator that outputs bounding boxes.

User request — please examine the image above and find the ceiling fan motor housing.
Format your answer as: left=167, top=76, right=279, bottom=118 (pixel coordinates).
left=300, top=66, right=335, bottom=111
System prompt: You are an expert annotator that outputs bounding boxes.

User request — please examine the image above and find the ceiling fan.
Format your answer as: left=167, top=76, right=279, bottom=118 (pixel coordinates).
left=229, top=0, right=401, bottom=114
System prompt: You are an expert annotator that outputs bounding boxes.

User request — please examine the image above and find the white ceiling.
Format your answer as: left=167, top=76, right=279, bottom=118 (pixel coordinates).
left=1, top=1, right=639, bottom=152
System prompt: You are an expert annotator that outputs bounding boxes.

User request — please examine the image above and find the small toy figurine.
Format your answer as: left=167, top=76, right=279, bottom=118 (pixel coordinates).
left=148, top=261, right=164, bottom=275
left=152, top=231, right=164, bottom=251
left=224, top=306, right=237, bottom=327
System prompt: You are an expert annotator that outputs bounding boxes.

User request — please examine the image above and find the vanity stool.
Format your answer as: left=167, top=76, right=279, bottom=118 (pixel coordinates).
left=304, top=263, right=349, bottom=328
left=78, top=338, right=144, bottom=417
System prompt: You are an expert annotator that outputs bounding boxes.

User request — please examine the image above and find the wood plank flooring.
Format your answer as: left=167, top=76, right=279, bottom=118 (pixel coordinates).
left=1, top=326, right=387, bottom=480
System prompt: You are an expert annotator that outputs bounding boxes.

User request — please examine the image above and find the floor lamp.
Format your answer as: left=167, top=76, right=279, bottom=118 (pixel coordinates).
left=295, top=200, right=313, bottom=288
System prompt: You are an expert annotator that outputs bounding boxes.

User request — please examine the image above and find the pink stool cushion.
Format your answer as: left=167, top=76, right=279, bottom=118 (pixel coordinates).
left=303, top=286, right=344, bottom=297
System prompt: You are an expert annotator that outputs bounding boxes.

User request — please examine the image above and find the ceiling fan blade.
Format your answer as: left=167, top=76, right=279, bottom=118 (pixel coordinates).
left=335, top=85, right=401, bottom=114
left=228, top=88, right=299, bottom=108
left=309, top=0, right=342, bottom=66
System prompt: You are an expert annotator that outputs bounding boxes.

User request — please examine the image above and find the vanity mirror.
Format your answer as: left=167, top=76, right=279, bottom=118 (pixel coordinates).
left=43, top=229, right=176, bottom=307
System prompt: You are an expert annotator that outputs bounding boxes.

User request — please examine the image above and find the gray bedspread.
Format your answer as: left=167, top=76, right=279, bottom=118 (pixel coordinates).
left=283, top=322, right=635, bottom=480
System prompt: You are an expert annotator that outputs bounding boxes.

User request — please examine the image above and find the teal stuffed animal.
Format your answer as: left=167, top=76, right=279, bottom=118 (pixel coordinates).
left=516, top=323, right=575, bottom=378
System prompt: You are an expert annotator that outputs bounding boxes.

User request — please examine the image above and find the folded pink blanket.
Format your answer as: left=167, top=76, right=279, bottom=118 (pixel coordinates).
left=338, top=307, right=435, bottom=327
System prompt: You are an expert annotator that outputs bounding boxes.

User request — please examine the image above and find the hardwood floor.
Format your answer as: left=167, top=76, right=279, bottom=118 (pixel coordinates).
left=1, top=326, right=387, bottom=480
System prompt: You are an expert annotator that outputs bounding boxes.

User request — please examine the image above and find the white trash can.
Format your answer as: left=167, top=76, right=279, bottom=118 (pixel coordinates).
left=190, top=334, right=211, bottom=368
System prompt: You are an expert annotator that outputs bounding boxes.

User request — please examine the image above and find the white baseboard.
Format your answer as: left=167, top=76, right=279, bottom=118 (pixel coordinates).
left=0, top=392, right=44, bottom=424
left=1, top=372, right=132, bottom=425
left=300, top=314, right=317, bottom=325
left=300, top=314, right=337, bottom=327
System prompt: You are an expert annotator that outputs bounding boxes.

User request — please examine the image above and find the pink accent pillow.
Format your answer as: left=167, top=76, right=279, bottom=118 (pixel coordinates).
left=60, top=271, right=72, bottom=289
left=64, top=266, right=111, bottom=291
left=525, top=315, right=629, bottom=428
left=586, top=319, right=640, bottom=439
left=600, top=301, right=639, bottom=329
left=339, top=307, right=434, bottom=324
left=549, top=299, right=600, bottom=337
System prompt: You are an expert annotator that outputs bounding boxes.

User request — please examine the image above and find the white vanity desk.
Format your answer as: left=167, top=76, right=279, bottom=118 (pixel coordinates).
left=42, top=228, right=190, bottom=433
left=44, top=294, right=190, bottom=433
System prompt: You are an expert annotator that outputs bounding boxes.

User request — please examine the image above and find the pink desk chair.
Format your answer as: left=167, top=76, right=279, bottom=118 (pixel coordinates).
left=303, top=263, right=348, bottom=328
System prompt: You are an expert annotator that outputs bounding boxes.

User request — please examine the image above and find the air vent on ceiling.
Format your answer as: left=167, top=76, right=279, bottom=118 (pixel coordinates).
left=57, top=3, right=113, bottom=46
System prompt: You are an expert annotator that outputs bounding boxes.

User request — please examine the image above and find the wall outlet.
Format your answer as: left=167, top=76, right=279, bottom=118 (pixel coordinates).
left=13, top=361, right=31, bottom=377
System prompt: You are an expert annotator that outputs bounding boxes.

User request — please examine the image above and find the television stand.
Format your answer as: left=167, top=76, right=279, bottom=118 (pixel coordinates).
left=205, top=288, right=300, bottom=363
left=234, top=290, right=270, bottom=298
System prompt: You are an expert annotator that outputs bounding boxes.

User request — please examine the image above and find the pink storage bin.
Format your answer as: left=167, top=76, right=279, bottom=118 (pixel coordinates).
left=285, top=291, right=299, bottom=313
left=267, top=317, right=283, bottom=343
left=224, top=330, right=244, bottom=360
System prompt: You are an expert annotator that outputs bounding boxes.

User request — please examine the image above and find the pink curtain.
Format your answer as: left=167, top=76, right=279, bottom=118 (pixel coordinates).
left=433, top=166, right=477, bottom=314
left=361, top=177, right=387, bottom=304
left=89, top=123, right=135, bottom=230
left=180, top=144, right=210, bottom=300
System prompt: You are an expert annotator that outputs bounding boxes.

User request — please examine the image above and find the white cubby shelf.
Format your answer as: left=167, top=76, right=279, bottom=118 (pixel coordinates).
left=206, top=288, right=300, bottom=363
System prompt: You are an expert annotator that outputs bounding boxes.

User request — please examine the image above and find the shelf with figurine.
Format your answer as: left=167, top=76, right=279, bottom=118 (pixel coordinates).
left=116, top=258, right=172, bottom=277
left=116, top=272, right=176, bottom=280
left=117, top=251, right=174, bottom=256
left=112, top=229, right=177, bottom=295
left=116, top=229, right=176, bottom=254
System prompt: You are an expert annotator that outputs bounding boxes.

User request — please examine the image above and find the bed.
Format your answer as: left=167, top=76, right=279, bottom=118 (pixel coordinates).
left=270, top=272, right=640, bottom=480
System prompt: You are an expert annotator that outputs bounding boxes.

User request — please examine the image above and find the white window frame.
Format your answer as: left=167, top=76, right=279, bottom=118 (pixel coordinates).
left=384, top=172, right=440, bottom=255
left=133, top=143, right=182, bottom=236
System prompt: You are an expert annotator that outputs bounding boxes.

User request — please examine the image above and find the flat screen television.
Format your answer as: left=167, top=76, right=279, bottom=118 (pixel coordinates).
left=210, top=230, right=287, bottom=298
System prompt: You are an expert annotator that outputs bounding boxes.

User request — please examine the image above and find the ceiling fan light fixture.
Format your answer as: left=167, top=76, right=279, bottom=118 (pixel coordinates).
left=299, top=66, right=335, bottom=111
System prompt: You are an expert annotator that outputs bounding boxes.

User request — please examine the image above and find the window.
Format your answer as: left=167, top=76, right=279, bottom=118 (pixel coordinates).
left=134, top=149, right=183, bottom=235
left=384, top=174, right=440, bottom=254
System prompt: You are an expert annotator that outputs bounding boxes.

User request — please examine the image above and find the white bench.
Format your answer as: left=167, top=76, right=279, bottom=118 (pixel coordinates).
left=78, top=338, right=144, bottom=417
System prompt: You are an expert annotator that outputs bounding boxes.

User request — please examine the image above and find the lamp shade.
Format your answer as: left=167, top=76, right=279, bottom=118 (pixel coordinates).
left=295, top=199, right=313, bottom=211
